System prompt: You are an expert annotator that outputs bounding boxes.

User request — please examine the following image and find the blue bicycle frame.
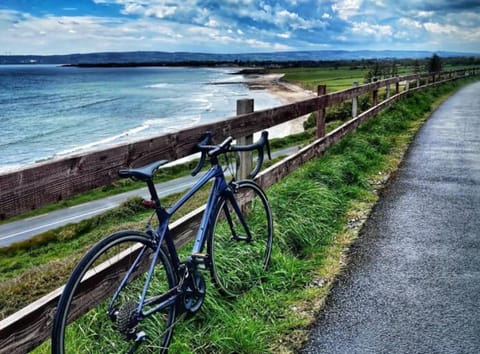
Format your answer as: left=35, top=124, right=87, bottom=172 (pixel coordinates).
left=110, top=160, right=247, bottom=319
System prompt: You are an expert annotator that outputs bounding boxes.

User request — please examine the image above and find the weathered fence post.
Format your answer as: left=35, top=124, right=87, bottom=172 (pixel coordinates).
left=236, top=98, right=254, bottom=179
left=316, top=85, right=326, bottom=138
left=416, top=78, right=420, bottom=88
left=372, top=78, right=378, bottom=107
left=386, top=82, right=391, bottom=99
left=405, top=80, right=410, bottom=91
left=352, top=81, right=359, bottom=118
left=395, top=80, right=400, bottom=94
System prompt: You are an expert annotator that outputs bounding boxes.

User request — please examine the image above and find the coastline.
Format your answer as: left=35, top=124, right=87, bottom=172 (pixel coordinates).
left=168, top=73, right=314, bottom=167
left=241, top=73, right=316, bottom=139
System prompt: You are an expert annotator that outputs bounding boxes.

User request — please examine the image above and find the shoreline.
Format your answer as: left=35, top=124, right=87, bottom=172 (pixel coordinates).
left=240, top=73, right=316, bottom=139
left=167, top=72, right=314, bottom=167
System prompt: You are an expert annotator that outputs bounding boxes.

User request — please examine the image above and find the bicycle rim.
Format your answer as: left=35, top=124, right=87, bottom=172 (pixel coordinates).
left=208, top=180, right=273, bottom=297
left=52, top=231, right=176, bottom=354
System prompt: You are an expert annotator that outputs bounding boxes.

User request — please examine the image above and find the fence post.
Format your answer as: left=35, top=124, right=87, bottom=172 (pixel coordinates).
left=395, top=80, right=400, bottom=94
left=236, top=98, right=254, bottom=179
left=386, top=82, right=391, bottom=99
left=316, top=85, right=326, bottom=138
left=405, top=80, right=410, bottom=91
left=352, top=81, right=359, bottom=118
left=372, top=78, right=378, bottom=107
left=416, top=78, right=420, bottom=88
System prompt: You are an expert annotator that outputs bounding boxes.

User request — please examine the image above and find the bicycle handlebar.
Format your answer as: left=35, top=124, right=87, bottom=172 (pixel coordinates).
left=190, top=132, right=212, bottom=176
left=191, top=131, right=271, bottom=178
left=231, top=131, right=271, bottom=179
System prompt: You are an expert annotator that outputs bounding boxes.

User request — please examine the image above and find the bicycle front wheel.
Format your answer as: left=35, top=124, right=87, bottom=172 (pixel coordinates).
left=208, top=180, right=273, bottom=297
left=52, top=231, right=177, bottom=354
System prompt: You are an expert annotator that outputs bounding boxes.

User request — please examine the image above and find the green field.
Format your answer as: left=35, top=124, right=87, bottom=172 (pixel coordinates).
left=271, top=61, right=475, bottom=93
left=273, top=67, right=369, bottom=92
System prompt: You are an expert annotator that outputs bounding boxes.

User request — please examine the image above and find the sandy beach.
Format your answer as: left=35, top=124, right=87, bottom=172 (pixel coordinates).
left=241, top=73, right=317, bottom=139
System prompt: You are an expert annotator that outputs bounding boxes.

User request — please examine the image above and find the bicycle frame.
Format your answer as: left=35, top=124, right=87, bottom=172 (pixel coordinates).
left=111, top=161, right=249, bottom=319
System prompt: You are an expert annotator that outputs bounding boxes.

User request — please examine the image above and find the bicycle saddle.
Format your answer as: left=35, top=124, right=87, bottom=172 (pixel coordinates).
left=118, top=160, right=169, bottom=181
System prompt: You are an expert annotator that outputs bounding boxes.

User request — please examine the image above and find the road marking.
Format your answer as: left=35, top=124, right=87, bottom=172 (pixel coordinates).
left=0, top=181, right=196, bottom=243
left=0, top=206, right=115, bottom=241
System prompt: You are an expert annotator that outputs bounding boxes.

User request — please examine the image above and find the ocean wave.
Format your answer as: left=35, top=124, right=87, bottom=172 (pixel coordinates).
left=192, top=97, right=214, bottom=112
left=144, top=83, right=172, bottom=89
left=56, top=96, right=123, bottom=113
left=55, top=125, right=148, bottom=157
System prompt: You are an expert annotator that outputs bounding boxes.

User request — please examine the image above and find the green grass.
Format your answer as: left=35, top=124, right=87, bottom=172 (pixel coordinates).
left=272, top=66, right=368, bottom=92
left=3, top=76, right=479, bottom=353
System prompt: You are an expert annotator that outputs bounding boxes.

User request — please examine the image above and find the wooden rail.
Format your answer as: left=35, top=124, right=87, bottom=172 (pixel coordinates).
left=0, top=67, right=478, bottom=353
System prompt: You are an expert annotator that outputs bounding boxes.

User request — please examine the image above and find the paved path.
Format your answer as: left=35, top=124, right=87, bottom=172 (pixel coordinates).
left=0, top=174, right=199, bottom=247
left=302, top=82, right=480, bottom=354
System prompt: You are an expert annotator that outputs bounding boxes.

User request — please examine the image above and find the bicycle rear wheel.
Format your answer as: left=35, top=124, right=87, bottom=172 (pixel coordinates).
left=52, top=231, right=176, bottom=354
left=208, top=180, right=273, bottom=297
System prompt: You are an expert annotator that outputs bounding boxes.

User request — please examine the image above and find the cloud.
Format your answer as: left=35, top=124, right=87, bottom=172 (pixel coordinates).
left=1, top=1, right=479, bottom=54
left=351, top=21, right=392, bottom=37
left=331, top=0, right=363, bottom=20
left=398, top=17, right=422, bottom=29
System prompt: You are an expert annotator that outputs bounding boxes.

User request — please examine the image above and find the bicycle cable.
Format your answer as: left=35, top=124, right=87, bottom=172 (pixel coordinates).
left=222, top=150, right=236, bottom=181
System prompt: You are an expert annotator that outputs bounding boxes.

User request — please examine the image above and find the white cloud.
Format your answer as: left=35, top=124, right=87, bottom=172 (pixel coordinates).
left=332, top=0, right=363, bottom=20
left=423, top=22, right=453, bottom=34
left=245, top=38, right=290, bottom=50
left=423, top=21, right=480, bottom=43
left=206, top=18, right=219, bottom=27
left=277, top=32, right=291, bottom=39
left=416, top=11, right=434, bottom=18
left=351, top=21, right=392, bottom=37
left=398, top=17, right=422, bottom=29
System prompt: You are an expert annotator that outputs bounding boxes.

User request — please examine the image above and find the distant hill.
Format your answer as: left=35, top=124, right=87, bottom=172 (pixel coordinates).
left=0, top=50, right=478, bottom=65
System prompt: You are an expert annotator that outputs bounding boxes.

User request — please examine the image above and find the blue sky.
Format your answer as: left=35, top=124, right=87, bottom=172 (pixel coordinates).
left=0, top=0, right=479, bottom=55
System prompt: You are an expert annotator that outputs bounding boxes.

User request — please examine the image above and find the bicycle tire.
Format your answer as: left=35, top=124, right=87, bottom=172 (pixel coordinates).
left=208, top=180, right=273, bottom=297
left=52, top=230, right=177, bottom=354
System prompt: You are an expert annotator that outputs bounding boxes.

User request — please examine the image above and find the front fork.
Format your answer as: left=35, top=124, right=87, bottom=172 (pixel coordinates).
left=223, top=182, right=253, bottom=243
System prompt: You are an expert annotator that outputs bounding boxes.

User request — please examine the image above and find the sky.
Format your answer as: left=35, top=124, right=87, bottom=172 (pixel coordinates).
left=0, top=0, right=479, bottom=55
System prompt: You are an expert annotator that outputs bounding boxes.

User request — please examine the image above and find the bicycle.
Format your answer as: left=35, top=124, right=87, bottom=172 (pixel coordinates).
left=51, top=131, right=273, bottom=353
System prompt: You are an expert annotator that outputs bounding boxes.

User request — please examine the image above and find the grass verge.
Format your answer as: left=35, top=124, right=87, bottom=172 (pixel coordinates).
left=163, top=78, right=480, bottom=353
left=2, top=77, right=478, bottom=352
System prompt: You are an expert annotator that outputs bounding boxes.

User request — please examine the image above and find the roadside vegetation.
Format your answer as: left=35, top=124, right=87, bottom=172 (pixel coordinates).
left=2, top=76, right=478, bottom=353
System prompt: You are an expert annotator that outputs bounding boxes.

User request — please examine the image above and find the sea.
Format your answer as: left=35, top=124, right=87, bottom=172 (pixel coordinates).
left=0, top=65, right=282, bottom=173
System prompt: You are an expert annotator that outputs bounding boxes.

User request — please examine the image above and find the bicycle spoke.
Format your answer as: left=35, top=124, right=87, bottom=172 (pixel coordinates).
left=209, top=181, right=273, bottom=297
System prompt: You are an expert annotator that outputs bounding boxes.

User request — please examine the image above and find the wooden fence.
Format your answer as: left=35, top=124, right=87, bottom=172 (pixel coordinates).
left=0, top=67, right=478, bottom=352
left=0, top=68, right=477, bottom=220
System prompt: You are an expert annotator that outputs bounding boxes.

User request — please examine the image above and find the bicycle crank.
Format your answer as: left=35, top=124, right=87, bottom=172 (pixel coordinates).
left=182, top=272, right=206, bottom=313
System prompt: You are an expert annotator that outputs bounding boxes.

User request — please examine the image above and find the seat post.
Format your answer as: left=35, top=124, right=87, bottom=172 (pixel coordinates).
left=146, top=179, right=161, bottom=207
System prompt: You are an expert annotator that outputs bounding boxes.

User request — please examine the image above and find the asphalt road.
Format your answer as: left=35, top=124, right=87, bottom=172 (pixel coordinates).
left=0, top=146, right=298, bottom=247
left=0, top=174, right=200, bottom=247
left=302, top=82, right=480, bottom=354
